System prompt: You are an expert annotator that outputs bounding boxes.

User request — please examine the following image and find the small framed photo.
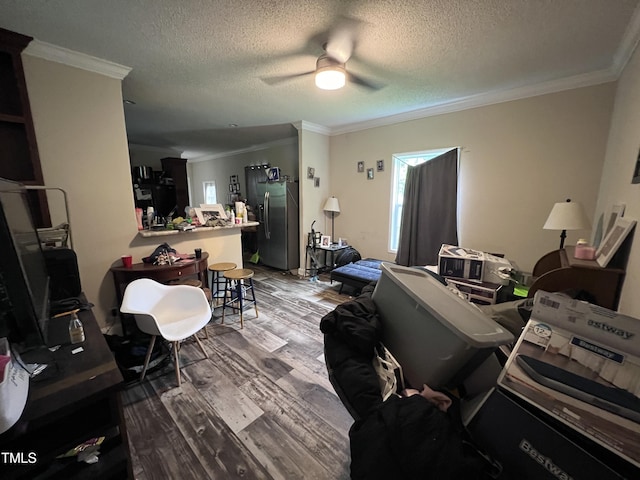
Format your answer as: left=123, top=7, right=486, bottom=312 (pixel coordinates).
left=199, top=203, right=227, bottom=219
left=320, top=235, right=331, bottom=247
left=307, top=167, right=315, bottom=179
left=633, top=148, right=640, bottom=184
left=367, top=168, right=374, bottom=180
left=377, top=160, right=384, bottom=172
left=357, top=161, right=365, bottom=173
left=338, top=237, right=348, bottom=247
left=314, top=177, right=320, bottom=188
left=229, top=184, right=234, bottom=192
left=596, top=217, right=637, bottom=267
left=230, top=174, right=238, bottom=184
left=267, top=167, right=280, bottom=181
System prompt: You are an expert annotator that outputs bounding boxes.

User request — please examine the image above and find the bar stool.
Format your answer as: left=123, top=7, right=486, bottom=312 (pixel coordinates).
left=221, top=268, right=258, bottom=328
left=208, top=262, right=237, bottom=308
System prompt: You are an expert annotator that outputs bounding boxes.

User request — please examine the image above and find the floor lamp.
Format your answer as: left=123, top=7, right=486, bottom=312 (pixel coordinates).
left=543, top=198, right=590, bottom=249
left=323, top=196, right=340, bottom=244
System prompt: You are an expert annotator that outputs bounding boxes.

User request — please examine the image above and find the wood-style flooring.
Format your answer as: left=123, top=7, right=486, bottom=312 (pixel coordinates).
left=121, top=264, right=357, bottom=479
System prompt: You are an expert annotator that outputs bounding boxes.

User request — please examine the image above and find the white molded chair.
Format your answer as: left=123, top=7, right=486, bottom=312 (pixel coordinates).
left=120, top=278, right=211, bottom=387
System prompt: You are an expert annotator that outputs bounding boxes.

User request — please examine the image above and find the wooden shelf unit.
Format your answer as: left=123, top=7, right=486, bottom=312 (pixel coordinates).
left=0, top=27, right=50, bottom=227
left=529, top=246, right=626, bottom=310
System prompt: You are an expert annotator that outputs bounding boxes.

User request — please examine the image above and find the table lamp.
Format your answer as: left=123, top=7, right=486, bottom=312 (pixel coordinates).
left=323, top=196, right=340, bottom=243
left=543, top=198, right=590, bottom=249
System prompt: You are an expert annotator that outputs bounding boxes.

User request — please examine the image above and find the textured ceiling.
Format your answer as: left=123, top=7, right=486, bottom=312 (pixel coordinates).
left=1, top=0, right=639, bottom=158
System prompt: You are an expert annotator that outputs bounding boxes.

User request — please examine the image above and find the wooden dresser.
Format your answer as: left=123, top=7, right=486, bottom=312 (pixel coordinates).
left=0, top=307, right=132, bottom=479
left=528, top=246, right=626, bottom=310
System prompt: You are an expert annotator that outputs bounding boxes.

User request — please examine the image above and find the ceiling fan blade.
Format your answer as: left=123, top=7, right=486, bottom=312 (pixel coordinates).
left=347, top=71, right=384, bottom=91
left=260, top=70, right=315, bottom=85
left=325, top=15, right=363, bottom=63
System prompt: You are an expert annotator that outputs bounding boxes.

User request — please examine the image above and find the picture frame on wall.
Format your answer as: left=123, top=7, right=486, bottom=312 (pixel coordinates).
left=596, top=217, right=637, bottom=267
left=357, top=161, right=365, bottom=173
left=199, top=203, right=228, bottom=219
left=314, top=177, right=320, bottom=188
left=230, top=174, right=238, bottom=184
left=367, top=168, right=374, bottom=180
left=307, top=167, right=315, bottom=179
left=632, top=148, right=640, bottom=184
left=377, top=160, right=384, bottom=172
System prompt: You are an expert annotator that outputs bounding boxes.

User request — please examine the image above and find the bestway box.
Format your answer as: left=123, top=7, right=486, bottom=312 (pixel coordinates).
left=438, top=244, right=513, bottom=285
left=371, top=263, right=513, bottom=390
left=466, top=388, right=632, bottom=480
left=497, top=291, right=640, bottom=471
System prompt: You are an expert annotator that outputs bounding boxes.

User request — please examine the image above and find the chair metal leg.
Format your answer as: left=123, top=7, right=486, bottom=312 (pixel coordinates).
left=173, top=341, right=181, bottom=387
left=140, top=335, right=157, bottom=382
left=236, top=279, right=244, bottom=329
left=221, top=278, right=229, bottom=324
left=249, top=278, right=258, bottom=318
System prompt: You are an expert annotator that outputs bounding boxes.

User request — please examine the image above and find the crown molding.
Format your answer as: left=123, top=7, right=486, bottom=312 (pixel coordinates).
left=294, top=120, right=331, bottom=136
left=188, top=136, right=297, bottom=163
left=23, top=40, right=131, bottom=79
left=613, top=2, right=640, bottom=74
left=329, top=68, right=617, bottom=136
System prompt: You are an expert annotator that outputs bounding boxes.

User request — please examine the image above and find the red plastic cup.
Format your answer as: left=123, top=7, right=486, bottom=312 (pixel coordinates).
left=121, top=255, right=133, bottom=268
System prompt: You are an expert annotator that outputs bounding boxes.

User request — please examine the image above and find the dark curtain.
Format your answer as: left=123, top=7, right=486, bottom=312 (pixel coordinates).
left=395, top=149, right=458, bottom=266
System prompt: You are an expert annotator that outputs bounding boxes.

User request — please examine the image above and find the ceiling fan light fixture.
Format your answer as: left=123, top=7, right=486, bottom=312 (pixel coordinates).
left=315, top=66, right=346, bottom=90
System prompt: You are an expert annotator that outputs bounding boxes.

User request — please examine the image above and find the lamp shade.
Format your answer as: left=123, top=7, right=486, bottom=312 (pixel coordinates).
left=543, top=200, right=590, bottom=230
left=323, top=196, right=340, bottom=213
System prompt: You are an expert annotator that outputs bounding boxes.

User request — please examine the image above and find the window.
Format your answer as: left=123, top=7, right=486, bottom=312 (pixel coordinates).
left=389, top=148, right=453, bottom=252
left=203, top=181, right=217, bottom=204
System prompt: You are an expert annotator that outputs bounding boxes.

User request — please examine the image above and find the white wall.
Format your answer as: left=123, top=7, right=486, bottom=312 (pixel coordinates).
left=595, top=44, right=640, bottom=317
left=188, top=138, right=298, bottom=208
left=22, top=55, right=135, bottom=327
left=329, top=84, right=615, bottom=273
left=297, top=124, right=331, bottom=274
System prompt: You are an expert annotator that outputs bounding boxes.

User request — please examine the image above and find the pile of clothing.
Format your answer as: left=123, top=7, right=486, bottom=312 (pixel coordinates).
left=320, top=287, right=500, bottom=479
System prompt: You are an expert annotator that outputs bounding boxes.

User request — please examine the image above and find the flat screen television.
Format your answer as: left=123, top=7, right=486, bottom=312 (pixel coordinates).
left=0, top=178, right=51, bottom=351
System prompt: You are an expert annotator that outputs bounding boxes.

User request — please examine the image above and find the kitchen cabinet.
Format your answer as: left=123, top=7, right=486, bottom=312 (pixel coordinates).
left=161, top=157, right=188, bottom=216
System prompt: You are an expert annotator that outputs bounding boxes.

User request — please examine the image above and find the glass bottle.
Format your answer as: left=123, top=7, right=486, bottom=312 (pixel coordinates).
left=69, top=312, right=85, bottom=344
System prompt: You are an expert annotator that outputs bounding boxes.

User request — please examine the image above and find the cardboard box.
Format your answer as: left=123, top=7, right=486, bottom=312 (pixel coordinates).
left=437, top=244, right=513, bottom=285
left=466, top=388, right=631, bottom=479
left=496, top=291, right=640, bottom=470
left=445, top=277, right=502, bottom=305
left=438, top=244, right=484, bottom=280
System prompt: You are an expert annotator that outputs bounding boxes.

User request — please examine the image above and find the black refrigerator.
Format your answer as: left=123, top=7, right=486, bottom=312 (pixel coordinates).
left=256, top=181, right=299, bottom=270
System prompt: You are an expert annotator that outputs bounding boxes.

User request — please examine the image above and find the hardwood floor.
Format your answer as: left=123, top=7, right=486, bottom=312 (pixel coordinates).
left=121, top=264, right=356, bottom=479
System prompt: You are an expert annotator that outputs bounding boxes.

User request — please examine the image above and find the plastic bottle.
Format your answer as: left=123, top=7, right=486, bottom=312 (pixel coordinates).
left=69, top=312, right=85, bottom=344
left=230, top=210, right=235, bottom=225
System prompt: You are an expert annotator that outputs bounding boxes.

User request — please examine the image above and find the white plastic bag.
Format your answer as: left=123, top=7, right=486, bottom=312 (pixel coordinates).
left=0, top=337, right=29, bottom=434
left=372, top=343, right=405, bottom=401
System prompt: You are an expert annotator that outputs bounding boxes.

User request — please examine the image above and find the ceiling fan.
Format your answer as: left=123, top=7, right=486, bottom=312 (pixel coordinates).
left=261, top=17, right=383, bottom=91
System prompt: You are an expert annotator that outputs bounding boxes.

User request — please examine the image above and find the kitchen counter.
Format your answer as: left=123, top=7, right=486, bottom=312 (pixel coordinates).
left=129, top=221, right=260, bottom=275
left=137, top=221, right=259, bottom=237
